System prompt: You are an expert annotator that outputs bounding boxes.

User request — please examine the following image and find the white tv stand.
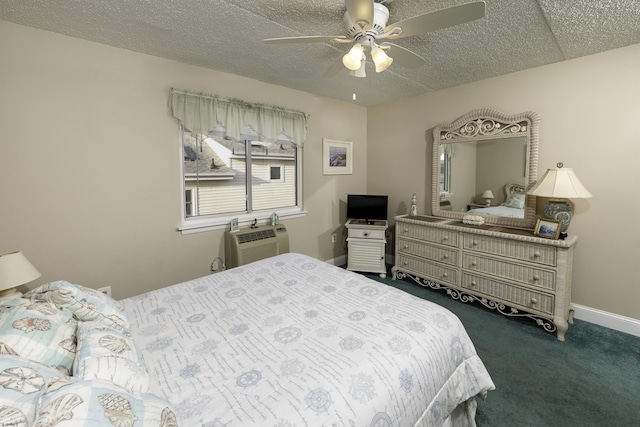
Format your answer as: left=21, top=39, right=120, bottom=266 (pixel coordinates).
left=345, top=219, right=388, bottom=278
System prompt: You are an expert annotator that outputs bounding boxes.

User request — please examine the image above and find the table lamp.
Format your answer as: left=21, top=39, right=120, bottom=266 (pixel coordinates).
left=0, top=251, right=41, bottom=299
left=481, top=190, right=494, bottom=206
left=527, top=162, right=592, bottom=239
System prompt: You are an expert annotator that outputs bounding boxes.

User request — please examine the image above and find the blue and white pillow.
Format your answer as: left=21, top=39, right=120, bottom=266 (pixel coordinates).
left=35, top=379, right=178, bottom=426
left=0, top=355, right=64, bottom=425
left=502, top=193, right=525, bottom=209
left=74, top=321, right=152, bottom=394
left=0, top=299, right=77, bottom=373
left=25, top=281, right=130, bottom=332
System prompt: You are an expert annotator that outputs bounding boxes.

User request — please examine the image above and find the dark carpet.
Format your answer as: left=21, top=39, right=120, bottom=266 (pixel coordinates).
left=360, top=268, right=640, bottom=427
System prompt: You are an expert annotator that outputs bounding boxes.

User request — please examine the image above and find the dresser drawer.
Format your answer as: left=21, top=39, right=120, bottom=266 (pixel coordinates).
left=462, top=234, right=556, bottom=267
left=397, top=222, right=458, bottom=247
left=398, top=237, right=458, bottom=266
left=461, top=272, right=554, bottom=315
left=396, top=254, right=458, bottom=285
left=462, top=253, right=555, bottom=291
left=348, top=228, right=385, bottom=239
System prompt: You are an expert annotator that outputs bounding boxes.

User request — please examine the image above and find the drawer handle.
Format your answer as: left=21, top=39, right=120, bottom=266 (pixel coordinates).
left=472, top=240, right=478, bottom=246
left=532, top=274, right=540, bottom=281
left=363, top=232, right=369, bottom=237
left=443, top=236, right=449, bottom=241
left=442, top=273, right=448, bottom=278
left=404, top=227, right=409, bottom=232
left=470, top=280, right=477, bottom=287
left=403, top=244, right=409, bottom=249
left=531, top=298, right=538, bottom=305
left=471, top=261, right=477, bottom=267
left=534, top=251, right=541, bottom=257
left=443, top=254, right=449, bottom=260
left=403, top=261, right=408, bottom=266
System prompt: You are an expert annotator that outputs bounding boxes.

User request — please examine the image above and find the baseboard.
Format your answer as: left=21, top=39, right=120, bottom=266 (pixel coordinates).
left=573, top=304, right=640, bottom=337
left=326, top=255, right=347, bottom=267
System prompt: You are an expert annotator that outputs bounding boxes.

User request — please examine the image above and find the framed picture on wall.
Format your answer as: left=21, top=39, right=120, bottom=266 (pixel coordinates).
left=322, top=139, right=353, bottom=175
left=534, top=218, right=561, bottom=239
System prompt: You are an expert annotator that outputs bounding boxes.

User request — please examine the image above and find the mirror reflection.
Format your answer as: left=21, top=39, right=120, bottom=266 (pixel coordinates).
left=431, top=109, right=540, bottom=228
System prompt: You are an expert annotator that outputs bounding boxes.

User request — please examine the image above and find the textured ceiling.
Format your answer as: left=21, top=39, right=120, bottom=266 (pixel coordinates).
left=1, top=0, right=639, bottom=106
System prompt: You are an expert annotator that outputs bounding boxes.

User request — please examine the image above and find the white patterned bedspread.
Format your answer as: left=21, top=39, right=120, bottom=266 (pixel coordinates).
left=467, top=205, right=524, bottom=218
left=122, top=253, right=494, bottom=427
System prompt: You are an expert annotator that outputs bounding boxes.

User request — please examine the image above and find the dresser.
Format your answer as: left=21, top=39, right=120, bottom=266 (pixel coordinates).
left=392, top=214, right=577, bottom=340
left=346, top=219, right=388, bottom=278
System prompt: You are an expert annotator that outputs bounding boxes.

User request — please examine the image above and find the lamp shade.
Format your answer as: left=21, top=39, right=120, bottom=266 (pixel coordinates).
left=0, top=251, right=41, bottom=292
left=371, top=46, right=393, bottom=73
left=342, top=44, right=364, bottom=71
left=527, top=167, right=592, bottom=199
left=481, top=190, right=494, bottom=199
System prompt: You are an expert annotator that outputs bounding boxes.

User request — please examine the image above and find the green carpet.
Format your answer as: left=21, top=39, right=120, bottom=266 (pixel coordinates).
left=360, top=269, right=640, bottom=427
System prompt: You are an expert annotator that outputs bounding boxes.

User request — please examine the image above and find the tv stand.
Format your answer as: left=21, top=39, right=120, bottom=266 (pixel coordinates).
left=345, top=219, right=388, bottom=278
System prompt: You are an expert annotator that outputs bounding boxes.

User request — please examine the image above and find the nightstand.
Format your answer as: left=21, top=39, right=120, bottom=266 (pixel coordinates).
left=345, top=219, right=388, bottom=278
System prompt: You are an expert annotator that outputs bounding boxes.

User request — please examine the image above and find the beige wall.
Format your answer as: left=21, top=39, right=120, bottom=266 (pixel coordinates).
left=368, top=43, right=640, bottom=320
left=0, top=21, right=367, bottom=299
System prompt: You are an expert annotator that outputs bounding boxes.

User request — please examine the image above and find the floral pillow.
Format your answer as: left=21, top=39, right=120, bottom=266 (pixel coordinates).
left=25, top=281, right=130, bottom=332
left=0, top=299, right=77, bottom=374
left=74, top=322, right=152, bottom=394
left=34, top=379, right=178, bottom=427
left=0, top=355, right=64, bottom=426
left=502, top=193, right=525, bottom=209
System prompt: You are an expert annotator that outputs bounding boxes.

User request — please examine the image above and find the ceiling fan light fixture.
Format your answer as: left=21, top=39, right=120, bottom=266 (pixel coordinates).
left=342, top=44, right=365, bottom=71
left=371, top=46, right=393, bottom=72
left=349, top=59, right=366, bottom=78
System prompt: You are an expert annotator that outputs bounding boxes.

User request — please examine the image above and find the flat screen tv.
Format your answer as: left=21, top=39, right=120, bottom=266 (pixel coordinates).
left=347, top=194, right=388, bottom=223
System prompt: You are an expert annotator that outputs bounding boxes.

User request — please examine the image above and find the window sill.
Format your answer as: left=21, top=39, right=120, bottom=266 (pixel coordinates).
left=178, top=207, right=308, bottom=234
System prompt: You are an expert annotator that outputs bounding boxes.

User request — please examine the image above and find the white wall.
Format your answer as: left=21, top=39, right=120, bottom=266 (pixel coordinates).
left=0, top=21, right=367, bottom=299
left=368, top=43, right=640, bottom=321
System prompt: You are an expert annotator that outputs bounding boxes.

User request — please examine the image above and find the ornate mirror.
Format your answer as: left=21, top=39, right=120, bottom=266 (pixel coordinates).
left=431, top=109, right=540, bottom=228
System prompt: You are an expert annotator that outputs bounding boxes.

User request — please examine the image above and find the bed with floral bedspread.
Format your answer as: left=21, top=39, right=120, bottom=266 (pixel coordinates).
left=122, top=253, right=494, bottom=427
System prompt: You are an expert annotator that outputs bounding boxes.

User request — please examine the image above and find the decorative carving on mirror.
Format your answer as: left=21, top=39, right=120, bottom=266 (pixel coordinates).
left=431, top=109, right=540, bottom=228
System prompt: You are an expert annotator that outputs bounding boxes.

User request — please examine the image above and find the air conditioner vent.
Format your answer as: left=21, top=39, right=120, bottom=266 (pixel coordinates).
left=224, top=225, right=289, bottom=268
left=237, top=229, right=276, bottom=244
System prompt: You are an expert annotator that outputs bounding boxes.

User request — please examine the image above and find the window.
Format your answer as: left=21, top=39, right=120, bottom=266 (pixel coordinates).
left=180, top=127, right=302, bottom=231
left=270, top=165, right=284, bottom=182
left=169, top=89, right=308, bottom=233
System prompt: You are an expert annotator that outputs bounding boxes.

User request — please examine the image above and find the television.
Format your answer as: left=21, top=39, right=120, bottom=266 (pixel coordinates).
left=347, top=194, right=388, bottom=223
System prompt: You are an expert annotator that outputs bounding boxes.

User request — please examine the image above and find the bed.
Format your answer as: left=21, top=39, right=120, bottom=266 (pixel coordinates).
left=121, top=252, right=495, bottom=426
left=467, top=182, right=526, bottom=218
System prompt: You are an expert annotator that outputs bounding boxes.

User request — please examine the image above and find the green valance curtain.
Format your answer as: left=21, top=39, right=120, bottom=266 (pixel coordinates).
left=169, top=89, right=309, bottom=147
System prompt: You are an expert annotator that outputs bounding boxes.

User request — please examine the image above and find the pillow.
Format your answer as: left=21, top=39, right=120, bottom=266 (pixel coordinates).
left=25, top=281, right=130, bottom=332
left=0, top=354, right=64, bottom=426
left=74, top=322, right=151, bottom=393
left=502, top=193, right=525, bottom=209
left=0, top=300, right=77, bottom=374
left=35, top=379, right=178, bottom=427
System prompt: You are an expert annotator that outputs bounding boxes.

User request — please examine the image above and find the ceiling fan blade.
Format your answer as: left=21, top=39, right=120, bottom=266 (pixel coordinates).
left=384, top=1, right=486, bottom=40
left=346, top=0, right=374, bottom=30
left=264, top=35, right=348, bottom=44
left=381, top=43, right=426, bottom=68
left=322, top=55, right=347, bottom=78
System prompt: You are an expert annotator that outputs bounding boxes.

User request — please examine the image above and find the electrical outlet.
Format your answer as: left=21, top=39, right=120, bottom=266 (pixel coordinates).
left=97, top=286, right=112, bottom=297
left=331, top=233, right=337, bottom=243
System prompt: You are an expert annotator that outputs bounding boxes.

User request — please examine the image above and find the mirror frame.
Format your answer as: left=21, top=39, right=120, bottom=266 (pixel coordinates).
left=431, top=109, right=540, bottom=229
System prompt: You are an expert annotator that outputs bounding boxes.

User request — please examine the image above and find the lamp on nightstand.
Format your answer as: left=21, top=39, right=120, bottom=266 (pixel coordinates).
left=527, top=162, right=592, bottom=239
left=0, top=251, right=41, bottom=300
left=481, top=189, right=494, bottom=206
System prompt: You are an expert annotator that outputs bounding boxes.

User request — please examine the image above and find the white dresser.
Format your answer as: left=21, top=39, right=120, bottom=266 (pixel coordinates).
left=392, top=214, right=577, bottom=340
left=346, top=219, right=388, bottom=278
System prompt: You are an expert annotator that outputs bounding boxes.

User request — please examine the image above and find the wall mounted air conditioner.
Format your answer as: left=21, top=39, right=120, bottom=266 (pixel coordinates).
left=224, top=224, right=289, bottom=268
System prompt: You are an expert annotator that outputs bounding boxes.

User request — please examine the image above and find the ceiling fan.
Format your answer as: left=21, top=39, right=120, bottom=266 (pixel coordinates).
left=264, top=0, right=486, bottom=77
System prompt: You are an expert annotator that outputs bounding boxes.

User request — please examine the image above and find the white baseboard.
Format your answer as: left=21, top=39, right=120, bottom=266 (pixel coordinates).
left=324, top=256, right=640, bottom=337
left=572, top=304, right=640, bottom=337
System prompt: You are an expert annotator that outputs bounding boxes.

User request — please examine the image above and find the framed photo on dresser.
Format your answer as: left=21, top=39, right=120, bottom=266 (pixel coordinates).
left=534, top=218, right=561, bottom=239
